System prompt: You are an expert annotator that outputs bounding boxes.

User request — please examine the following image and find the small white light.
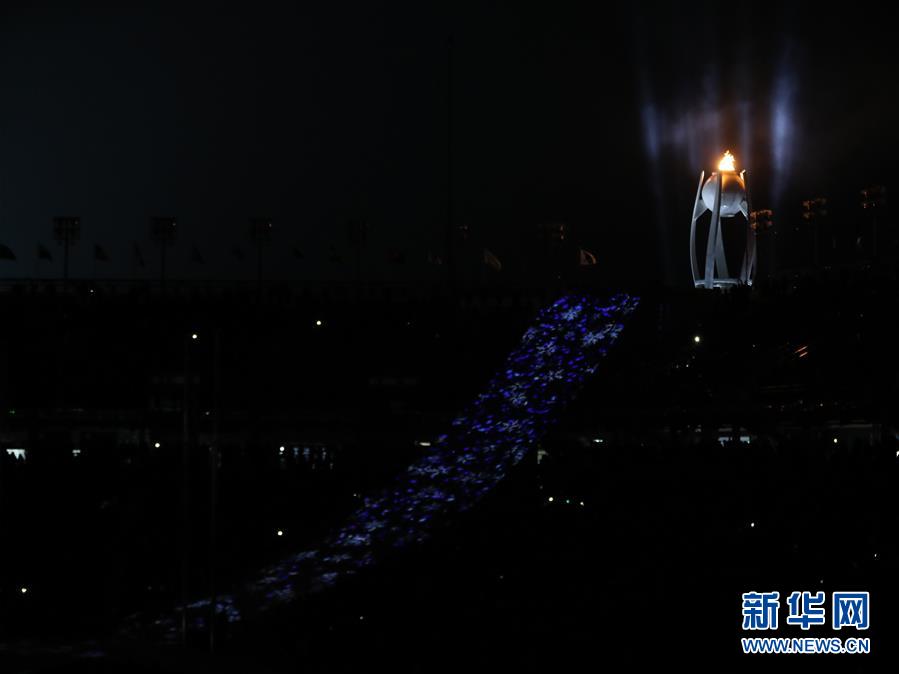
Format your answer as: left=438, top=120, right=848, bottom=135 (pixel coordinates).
left=276, top=529, right=283, bottom=537
left=750, top=521, right=756, bottom=528
left=693, top=335, right=701, bottom=344
left=154, top=442, right=161, bottom=449
left=191, top=333, right=198, bottom=340
left=579, top=501, right=585, bottom=507
left=359, top=615, right=364, bottom=621
left=20, top=587, right=27, bottom=594
left=833, top=437, right=838, bottom=444
left=547, top=496, right=554, bottom=503
left=315, top=320, right=322, bottom=327
left=279, top=446, right=285, bottom=453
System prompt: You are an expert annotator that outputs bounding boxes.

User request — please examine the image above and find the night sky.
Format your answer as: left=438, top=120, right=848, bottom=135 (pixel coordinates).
left=0, top=2, right=896, bottom=284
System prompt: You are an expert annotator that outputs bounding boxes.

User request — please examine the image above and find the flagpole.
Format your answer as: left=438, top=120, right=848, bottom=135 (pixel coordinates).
left=208, top=327, right=221, bottom=653
left=151, top=217, right=177, bottom=293
left=53, top=217, right=80, bottom=289
left=180, top=332, right=192, bottom=645
left=64, top=234, right=70, bottom=283
left=250, top=218, right=272, bottom=300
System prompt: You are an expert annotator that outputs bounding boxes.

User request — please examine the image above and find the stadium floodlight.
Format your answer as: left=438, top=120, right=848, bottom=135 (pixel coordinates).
left=802, top=198, right=827, bottom=266
left=860, top=186, right=887, bottom=258
left=249, top=217, right=273, bottom=290
left=53, top=216, right=81, bottom=282
left=150, top=217, right=177, bottom=287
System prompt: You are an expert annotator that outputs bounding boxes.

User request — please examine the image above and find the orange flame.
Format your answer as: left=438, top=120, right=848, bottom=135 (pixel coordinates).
left=718, top=150, right=736, bottom=172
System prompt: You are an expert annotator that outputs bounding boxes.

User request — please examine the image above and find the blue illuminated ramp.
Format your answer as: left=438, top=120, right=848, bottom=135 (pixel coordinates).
left=155, top=293, right=639, bottom=634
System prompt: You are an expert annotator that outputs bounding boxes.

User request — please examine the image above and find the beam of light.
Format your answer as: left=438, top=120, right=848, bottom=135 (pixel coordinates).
left=771, top=57, right=797, bottom=205
left=638, top=77, right=675, bottom=282
left=639, top=95, right=727, bottom=177
left=700, top=65, right=721, bottom=161
left=641, top=103, right=661, bottom=161
left=738, top=100, right=752, bottom=172
left=128, top=293, right=639, bottom=641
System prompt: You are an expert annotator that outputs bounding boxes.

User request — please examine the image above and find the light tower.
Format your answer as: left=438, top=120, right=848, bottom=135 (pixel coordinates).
left=53, top=216, right=80, bottom=283
left=689, top=151, right=757, bottom=289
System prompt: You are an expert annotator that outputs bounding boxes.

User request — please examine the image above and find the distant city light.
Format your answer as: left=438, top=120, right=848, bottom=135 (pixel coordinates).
left=315, top=320, right=322, bottom=327
left=276, top=529, right=283, bottom=537
left=191, top=333, right=198, bottom=340
left=693, top=335, right=701, bottom=344
left=154, top=442, right=161, bottom=449
left=592, top=438, right=604, bottom=444
left=750, top=522, right=756, bottom=528
left=72, top=448, right=81, bottom=457
left=20, top=587, right=27, bottom=594
left=832, top=437, right=838, bottom=444
left=579, top=501, right=585, bottom=507
left=547, top=496, right=554, bottom=503
left=415, top=440, right=432, bottom=447
left=279, top=446, right=285, bottom=454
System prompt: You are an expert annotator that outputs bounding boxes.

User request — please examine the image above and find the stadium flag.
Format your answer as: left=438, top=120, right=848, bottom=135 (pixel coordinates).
left=483, top=248, right=502, bottom=271
left=38, top=243, right=53, bottom=261
left=0, top=244, right=16, bottom=261
left=579, top=248, right=597, bottom=266
left=94, top=244, right=109, bottom=261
